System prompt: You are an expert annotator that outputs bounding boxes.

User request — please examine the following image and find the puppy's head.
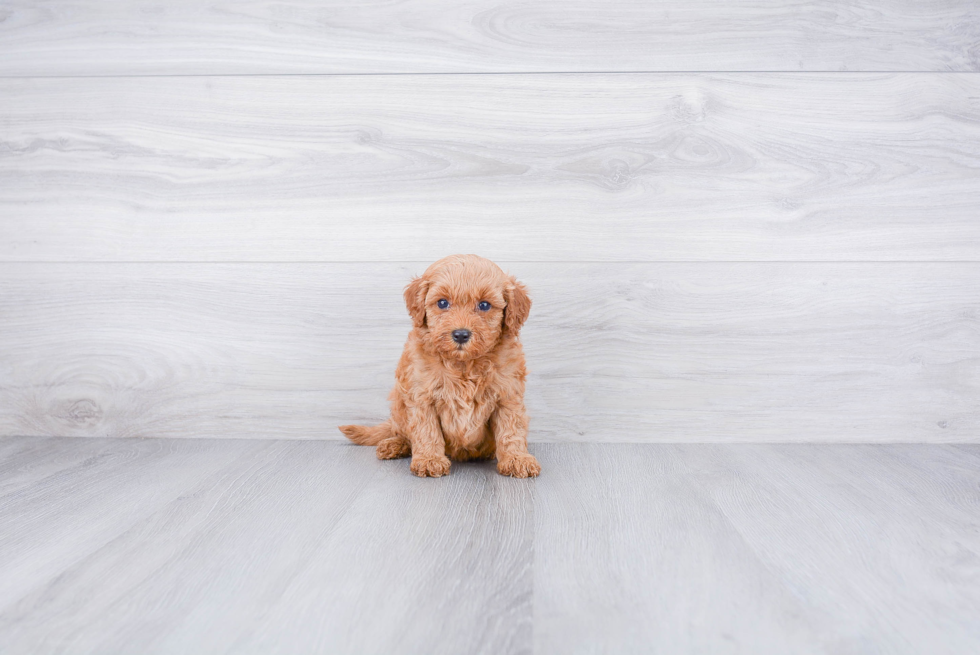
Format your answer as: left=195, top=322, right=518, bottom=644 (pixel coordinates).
left=404, top=254, right=530, bottom=361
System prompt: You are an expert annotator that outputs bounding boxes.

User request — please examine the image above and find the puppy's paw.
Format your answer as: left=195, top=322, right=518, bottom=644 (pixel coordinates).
left=410, top=455, right=451, bottom=478
left=376, top=437, right=411, bottom=460
left=497, top=453, right=541, bottom=478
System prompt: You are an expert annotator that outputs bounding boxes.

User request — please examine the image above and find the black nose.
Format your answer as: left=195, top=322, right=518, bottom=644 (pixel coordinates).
left=452, top=329, right=471, bottom=344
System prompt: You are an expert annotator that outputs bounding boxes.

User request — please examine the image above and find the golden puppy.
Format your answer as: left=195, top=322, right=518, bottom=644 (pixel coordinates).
left=340, top=254, right=540, bottom=478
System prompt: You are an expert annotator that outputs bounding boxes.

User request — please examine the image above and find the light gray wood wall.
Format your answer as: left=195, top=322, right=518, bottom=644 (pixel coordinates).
left=2, top=263, right=977, bottom=441
left=1, top=3, right=978, bottom=442
left=4, top=74, right=980, bottom=263
left=1, top=1, right=978, bottom=74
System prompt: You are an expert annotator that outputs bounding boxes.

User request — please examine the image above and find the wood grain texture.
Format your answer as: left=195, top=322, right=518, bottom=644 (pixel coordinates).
left=533, top=443, right=980, bottom=654
left=0, top=1, right=977, bottom=75
left=3, top=74, right=980, bottom=262
left=0, top=437, right=532, bottom=655
left=0, top=436, right=109, bottom=497
left=238, top=453, right=532, bottom=655
left=0, top=437, right=270, bottom=610
left=2, top=439, right=979, bottom=653
left=534, top=444, right=828, bottom=654
left=691, top=444, right=980, bottom=654
left=1, top=262, right=977, bottom=442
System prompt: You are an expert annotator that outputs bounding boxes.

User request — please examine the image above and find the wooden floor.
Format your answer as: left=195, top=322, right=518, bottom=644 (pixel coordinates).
left=2, top=438, right=978, bottom=654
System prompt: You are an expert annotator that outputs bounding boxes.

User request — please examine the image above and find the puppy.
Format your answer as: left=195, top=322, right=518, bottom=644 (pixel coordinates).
left=340, top=254, right=540, bottom=478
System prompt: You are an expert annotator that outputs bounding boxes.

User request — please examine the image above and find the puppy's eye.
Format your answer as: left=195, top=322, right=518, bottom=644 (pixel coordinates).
left=437, top=299, right=450, bottom=309
left=478, top=301, right=491, bottom=311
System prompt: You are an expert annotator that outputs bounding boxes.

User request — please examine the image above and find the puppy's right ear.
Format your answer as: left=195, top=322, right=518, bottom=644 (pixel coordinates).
left=404, top=275, right=430, bottom=328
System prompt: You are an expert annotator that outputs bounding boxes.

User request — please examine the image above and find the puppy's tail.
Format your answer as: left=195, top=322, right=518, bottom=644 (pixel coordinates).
left=339, top=419, right=394, bottom=446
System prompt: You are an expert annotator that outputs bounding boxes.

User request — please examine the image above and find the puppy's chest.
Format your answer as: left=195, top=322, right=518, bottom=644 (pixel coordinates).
left=432, top=371, right=497, bottom=437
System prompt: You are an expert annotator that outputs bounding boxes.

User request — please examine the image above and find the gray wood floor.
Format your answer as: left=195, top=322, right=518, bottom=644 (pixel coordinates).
left=2, top=438, right=978, bottom=654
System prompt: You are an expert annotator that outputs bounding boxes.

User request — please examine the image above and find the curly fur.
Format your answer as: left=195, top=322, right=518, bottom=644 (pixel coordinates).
left=340, top=254, right=540, bottom=478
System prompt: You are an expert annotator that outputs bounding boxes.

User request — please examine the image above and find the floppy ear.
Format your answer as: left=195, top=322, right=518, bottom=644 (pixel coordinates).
left=503, top=276, right=531, bottom=334
left=404, top=275, right=430, bottom=328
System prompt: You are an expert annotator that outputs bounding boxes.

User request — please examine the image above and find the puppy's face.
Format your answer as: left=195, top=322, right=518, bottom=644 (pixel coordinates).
left=404, top=255, right=531, bottom=361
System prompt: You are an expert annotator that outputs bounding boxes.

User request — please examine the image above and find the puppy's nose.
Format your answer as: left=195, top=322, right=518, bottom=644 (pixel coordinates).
left=452, top=329, right=471, bottom=344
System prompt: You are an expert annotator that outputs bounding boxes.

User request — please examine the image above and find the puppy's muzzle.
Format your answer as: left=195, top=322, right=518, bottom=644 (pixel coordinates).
left=452, top=329, right=471, bottom=345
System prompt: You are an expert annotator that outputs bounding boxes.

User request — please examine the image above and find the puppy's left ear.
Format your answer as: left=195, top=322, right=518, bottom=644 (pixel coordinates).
left=503, top=276, right=531, bottom=334
left=404, top=275, right=430, bottom=328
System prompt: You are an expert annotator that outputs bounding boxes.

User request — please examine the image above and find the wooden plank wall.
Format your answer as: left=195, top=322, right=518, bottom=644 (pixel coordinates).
left=1, top=2, right=978, bottom=442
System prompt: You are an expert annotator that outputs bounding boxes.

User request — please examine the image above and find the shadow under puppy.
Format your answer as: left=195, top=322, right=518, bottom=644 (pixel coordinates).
left=340, top=254, right=540, bottom=478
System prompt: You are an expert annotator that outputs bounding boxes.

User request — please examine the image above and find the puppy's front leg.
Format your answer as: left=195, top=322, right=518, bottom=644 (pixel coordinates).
left=491, top=398, right=541, bottom=478
left=408, top=402, right=451, bottom=477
